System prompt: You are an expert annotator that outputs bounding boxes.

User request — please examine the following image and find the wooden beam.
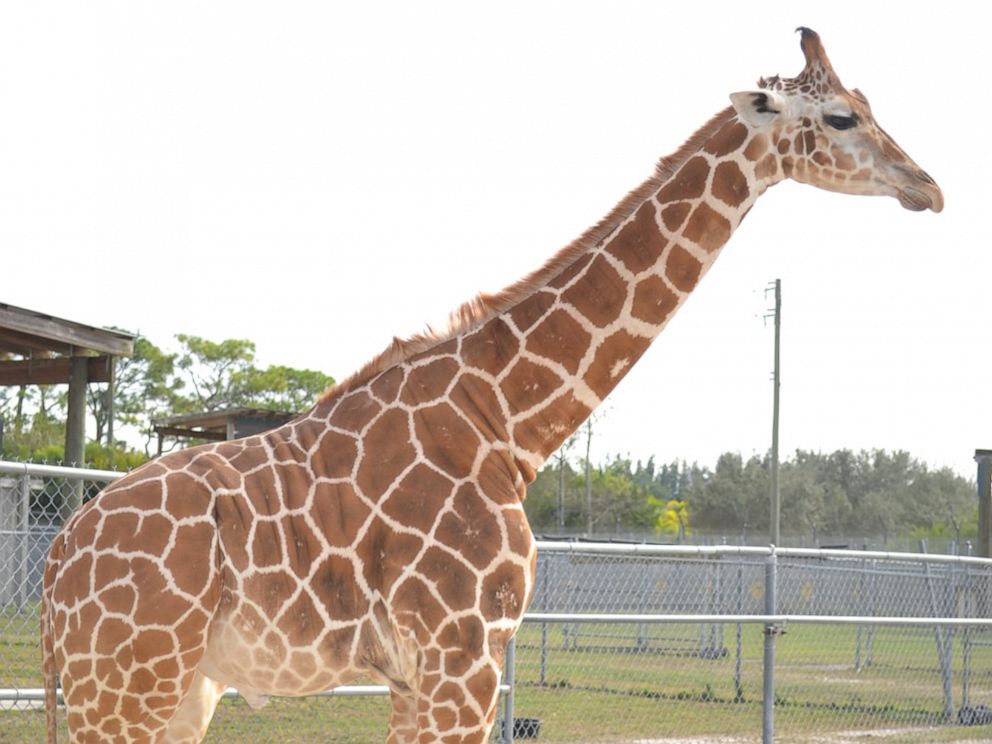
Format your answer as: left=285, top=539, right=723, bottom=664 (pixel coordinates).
left=0, top=327, right=72, bottom=356
left=0, top=356, right=113, bottom=386
left=151, top=426, right=227, bottom=442
left=153, top=411, right=234, bottom=431
left=0, top=303, right=134, bottom=356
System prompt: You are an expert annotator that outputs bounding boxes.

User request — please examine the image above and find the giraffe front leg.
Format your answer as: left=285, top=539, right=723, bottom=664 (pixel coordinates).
left=415, top=650, right=506, bottom=744
left=157, top=671, right=227, bottom=743
left=382, top=627, right=510, bottom=744
left=386, top=666, right=505, bottom=744
left=385, top=689, right=419, bottom=744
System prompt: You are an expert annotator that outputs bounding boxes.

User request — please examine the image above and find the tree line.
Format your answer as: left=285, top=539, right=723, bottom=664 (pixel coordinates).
left=524, top=448, right=977, bottom=546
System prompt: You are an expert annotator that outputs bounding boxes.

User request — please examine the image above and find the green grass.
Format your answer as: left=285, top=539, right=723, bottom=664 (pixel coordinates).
left=5, top=609, right=992, bottom=743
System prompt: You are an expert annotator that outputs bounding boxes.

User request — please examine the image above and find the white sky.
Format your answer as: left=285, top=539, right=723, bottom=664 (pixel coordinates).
left=1, top=1, right=987, bottom=478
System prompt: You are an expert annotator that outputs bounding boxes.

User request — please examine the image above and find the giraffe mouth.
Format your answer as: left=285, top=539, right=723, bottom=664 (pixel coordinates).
left=897, top=184, right=944, bottom=213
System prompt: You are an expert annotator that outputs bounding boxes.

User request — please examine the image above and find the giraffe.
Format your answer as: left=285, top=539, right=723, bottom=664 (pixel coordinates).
left=41, top=27, right=941, bottom=744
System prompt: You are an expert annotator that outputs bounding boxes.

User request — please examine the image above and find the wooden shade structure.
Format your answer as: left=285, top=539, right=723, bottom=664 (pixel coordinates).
left=0, top=303, right=135, bottom=487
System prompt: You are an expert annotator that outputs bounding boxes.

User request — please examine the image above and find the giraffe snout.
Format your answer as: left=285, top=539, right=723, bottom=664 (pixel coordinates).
left=895, top=166, right=944, bottom=213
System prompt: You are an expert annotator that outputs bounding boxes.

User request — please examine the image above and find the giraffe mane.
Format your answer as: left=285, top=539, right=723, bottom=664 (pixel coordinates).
left=318, top=105, right=738, bottom=405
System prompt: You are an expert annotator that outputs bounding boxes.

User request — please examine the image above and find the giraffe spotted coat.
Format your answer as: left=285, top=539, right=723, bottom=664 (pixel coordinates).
left=42, top=27, right=942, bottom=744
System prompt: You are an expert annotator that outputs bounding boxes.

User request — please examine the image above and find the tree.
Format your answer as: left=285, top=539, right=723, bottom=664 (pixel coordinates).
left=653, top=498, right=690, bottom=542
left=170, top=335, right=334, bottom=414
left=0, top=379, right=67, bottom=462
left=683, top=453, right=769, bottom=537
left=578, top=456, right=659, bottom=533
left=87, top=335, right=182, bottom=448
left=172, top=335, right=258, bottom=412
left=241, top=364, right=335, bottom=412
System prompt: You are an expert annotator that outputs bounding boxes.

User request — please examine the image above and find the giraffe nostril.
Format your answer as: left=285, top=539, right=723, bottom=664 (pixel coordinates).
left=917, top=169, right=937, bottom=186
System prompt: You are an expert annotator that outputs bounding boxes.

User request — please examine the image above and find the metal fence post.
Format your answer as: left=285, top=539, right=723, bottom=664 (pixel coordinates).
left=962, top=559, right=973, bottom=709
left=920, top=540, right=954, bottom=721
left=762, top=547, right=778, bottom=744
left=734, top=555, right=744, bottom=701
left=16, top=472, right=31, bottom=609
left=539, top=558, right=549, bottom=686
left=855, top=555, right=865, bottom=672
left=866, top=558, right=877, bottom=668
left=502, top=637, right=516, bottom=744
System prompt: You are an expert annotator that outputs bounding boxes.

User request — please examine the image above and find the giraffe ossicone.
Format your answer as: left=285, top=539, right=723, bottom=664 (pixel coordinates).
left=42, top=27, right=941, bottom=744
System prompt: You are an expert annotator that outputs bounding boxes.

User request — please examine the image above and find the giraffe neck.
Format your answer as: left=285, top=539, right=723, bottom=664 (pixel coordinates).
left=488, top=108, right=782, bottom=473
left=312, top=108, right=783, bottom=488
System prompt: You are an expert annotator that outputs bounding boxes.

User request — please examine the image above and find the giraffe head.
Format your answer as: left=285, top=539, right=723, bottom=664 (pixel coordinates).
left=729, top=27, right=943, bottom=212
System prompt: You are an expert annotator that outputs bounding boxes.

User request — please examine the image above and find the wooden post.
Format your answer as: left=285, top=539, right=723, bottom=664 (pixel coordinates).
left=64, top=355, right=88, bottom=513
left=106, top=355, right=116, bottom=449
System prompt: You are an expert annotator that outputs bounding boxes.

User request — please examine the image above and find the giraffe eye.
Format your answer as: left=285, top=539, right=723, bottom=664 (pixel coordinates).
left=824, top=114, right=858, bottom=130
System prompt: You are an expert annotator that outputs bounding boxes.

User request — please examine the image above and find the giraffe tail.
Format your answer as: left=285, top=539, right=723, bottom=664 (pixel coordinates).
left=41, top=531, right=66, bottom=744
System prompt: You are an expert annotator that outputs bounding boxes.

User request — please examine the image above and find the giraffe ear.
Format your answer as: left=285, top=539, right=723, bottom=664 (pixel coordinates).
left=729, top=90, right=786, bottom=127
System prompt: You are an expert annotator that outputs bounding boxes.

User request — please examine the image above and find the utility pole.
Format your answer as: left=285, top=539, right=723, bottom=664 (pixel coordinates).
left=766, top=279, right=782, bottom=546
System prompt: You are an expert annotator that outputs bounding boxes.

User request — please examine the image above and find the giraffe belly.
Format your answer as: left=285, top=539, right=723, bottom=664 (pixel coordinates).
left=198, top=602, right=365, bottom=699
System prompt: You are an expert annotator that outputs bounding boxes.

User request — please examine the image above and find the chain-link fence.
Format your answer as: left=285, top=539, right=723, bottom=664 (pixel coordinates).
left=4, top=461, right=992, bottom=743
left=520, top=543, right=992, bottom=743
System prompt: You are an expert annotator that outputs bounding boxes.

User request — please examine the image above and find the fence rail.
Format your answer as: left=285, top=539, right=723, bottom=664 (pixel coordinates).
left=3, top=460, right=992, bottom=743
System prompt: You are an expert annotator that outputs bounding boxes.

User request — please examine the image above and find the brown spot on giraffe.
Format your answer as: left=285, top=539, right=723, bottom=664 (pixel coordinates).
left=744, top=133, right=768, bottom=161
left=417, top=547, right=478, bottom=611
left=512, top=392, right=593, bottom=461
left=562, top=253, right=627, bottom=328
left=755, top=153, right=778, bottom=180
left=665, top=244, right=703, bottom=291
left=309, top=481, right=371, bottom=545
left=546, top=251, right=593, bottom=290
left=499, top=358, right=563, bottom=413
left=356, top=408, right=417, bottom=496
left=632, top=274, right=679, bottom=325
left=371, top=366, right=405, bottom=403
left=711, top=161, right=750, bottom=207
left=507, top=289, right=556, bottom=332
left=658, top=155, right=710, bottom=202
left=607, top=200, right=668, bottom=273
left=460, top=318, right=519, bottom=376
left=400, top=357, right=460, bottom=405
left=682, top=202, right=732, bottom=253
left=584, top=330, right=652, bottom=399
left=448, top=372, right=509, bottom=442
left=381, top=463, right=453, bottom=531
left=414, top=403, right=481, bottom=479
left=661, top=202, right=691, bottom=232
left=703, top=119, right=749, bottom=156
left=435, top=486, right=502, bottom=569
left=525, top=308, right=592, bottom=375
